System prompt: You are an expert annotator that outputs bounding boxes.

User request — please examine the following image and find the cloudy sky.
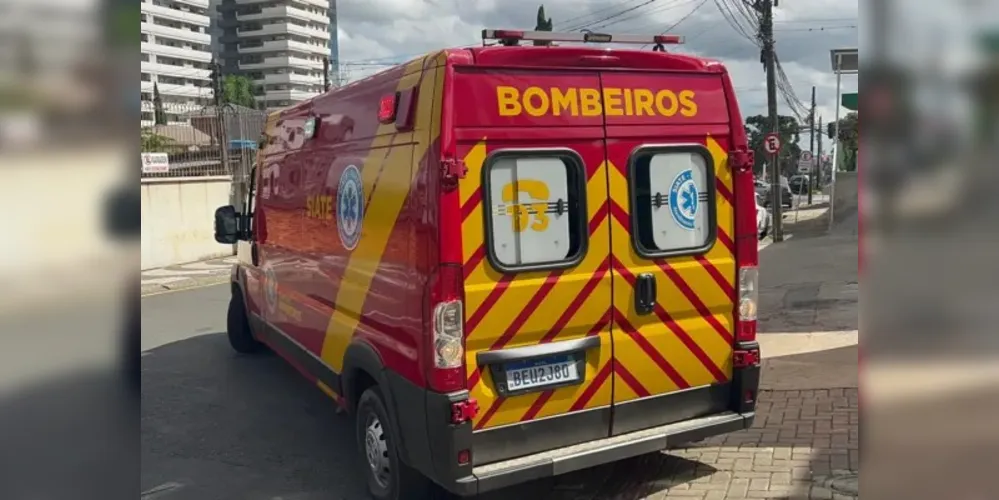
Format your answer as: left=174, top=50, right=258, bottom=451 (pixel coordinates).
left=335, top=0, right=858, bottom=143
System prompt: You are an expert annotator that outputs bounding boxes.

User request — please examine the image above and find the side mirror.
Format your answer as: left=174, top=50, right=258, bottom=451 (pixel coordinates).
left=214, top=205, right=240, bottom=244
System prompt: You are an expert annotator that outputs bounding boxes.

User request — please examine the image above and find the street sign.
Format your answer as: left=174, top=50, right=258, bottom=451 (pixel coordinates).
left=763, top=133, right=781, bottom=155
left=798, top=150, right=813, bottom=173
left=142, top=152, right=170, bottom=174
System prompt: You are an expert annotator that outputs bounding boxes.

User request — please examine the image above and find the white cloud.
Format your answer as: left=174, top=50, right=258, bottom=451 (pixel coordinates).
left=335, top=0, right=859, bottom=128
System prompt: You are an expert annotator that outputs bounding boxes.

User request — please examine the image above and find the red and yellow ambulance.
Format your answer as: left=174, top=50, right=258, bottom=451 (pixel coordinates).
left=215, top=29, right=761, bottom=500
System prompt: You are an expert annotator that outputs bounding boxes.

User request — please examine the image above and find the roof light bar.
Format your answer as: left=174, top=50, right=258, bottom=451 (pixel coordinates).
left=482, top=29, right=685, bottom=46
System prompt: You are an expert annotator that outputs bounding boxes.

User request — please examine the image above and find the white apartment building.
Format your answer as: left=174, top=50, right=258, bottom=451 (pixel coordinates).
left=140, top=0, right=214, bottom=125
left=216, top=0, right=332, bottom=109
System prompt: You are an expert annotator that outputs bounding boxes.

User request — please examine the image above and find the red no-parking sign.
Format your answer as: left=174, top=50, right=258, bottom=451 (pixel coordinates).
left=763, top=132, right=781, bottom=155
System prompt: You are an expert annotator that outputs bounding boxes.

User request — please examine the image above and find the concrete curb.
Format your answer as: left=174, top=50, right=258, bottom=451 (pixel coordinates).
left=141, top=274, right=230, bottom=296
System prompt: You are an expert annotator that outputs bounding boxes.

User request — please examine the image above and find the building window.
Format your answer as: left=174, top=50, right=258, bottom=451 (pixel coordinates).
left=628, top=145, right=717, bottom=258
left=483, top=150, right=588, bottom=272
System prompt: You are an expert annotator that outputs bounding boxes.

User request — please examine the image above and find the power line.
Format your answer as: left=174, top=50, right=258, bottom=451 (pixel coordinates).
left=640, top=0, right=709, bottom=49
left=712, top=0, right=759, bottom=45
left=773, top=17, right=857, bottom=24
left=774, top=25, right=857, bottom=32
left=553, top=0, right=648, bottom=30
left=584, top=0, right=702, bottom=32
left=562, top=0, right=658, bottom=32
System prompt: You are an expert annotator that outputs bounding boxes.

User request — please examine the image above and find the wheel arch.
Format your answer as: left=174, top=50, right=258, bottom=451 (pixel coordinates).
left=342, top=341, right=415, bottom=466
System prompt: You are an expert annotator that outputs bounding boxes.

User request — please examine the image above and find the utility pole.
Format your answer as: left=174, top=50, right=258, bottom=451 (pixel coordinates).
left=757, top=0, right=782, bottom=241
left=808, top=85, right=816, bottom=205
left=816, top=116, right=824, bottom=194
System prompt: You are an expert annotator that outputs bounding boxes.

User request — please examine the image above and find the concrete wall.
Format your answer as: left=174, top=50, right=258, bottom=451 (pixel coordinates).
left=833, top=171, right=858, bottom=223
left=141, top=176, right=234, bottom=270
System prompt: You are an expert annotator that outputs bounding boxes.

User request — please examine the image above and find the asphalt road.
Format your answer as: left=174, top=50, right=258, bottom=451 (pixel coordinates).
left=140, top=285, right=751, bottom=500
left=143, top=285, right=581, bottom=500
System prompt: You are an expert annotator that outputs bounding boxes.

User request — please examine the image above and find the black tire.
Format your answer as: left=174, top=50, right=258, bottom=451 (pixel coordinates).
left=227, top=292, right=262, bottom=354
left=355, top=387, right=450, bottom=500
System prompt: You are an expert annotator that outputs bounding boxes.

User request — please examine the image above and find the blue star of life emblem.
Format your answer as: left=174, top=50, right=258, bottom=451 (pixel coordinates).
left=668, top=169, right=698, bottom=230
left=337, top=165, right=364, bottom=250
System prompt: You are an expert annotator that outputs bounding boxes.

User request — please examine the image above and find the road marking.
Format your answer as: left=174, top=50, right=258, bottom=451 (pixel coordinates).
left=142, top=268, right=227, bottom=277
left=141, top=482, right=185, bottom=499
left=141, top=277, right=191, bottom=286
left=141, top=281, right=227, bottom=298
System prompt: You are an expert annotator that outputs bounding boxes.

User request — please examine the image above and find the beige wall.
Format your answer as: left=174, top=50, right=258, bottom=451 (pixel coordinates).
left=833, top=171, right=858, bottom=223
left=141, top=177, right=234, bottom=270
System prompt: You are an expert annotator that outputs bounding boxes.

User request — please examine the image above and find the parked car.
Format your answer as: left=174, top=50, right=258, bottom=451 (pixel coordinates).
left=756, top=177, right=793, bottom=209
left=756, top=193, right=770, bottom=239
left=788, top=175, right=810, bottom=195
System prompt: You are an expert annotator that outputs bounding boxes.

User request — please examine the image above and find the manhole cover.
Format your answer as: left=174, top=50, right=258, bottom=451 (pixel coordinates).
left=814, top=471, right=859, bottom=496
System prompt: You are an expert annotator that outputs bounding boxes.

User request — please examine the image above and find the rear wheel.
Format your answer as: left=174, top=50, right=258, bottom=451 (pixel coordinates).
left=226, top=292, right=263, bottom=354
left=356, top=387, right=451, bottom=500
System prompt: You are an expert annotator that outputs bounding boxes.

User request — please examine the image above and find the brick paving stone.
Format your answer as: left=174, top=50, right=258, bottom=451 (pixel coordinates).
left=526, top=389, right=858, bottom=500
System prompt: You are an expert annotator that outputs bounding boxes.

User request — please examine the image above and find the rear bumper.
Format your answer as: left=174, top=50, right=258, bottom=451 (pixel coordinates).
left=448, top=411, right=754, bottom=496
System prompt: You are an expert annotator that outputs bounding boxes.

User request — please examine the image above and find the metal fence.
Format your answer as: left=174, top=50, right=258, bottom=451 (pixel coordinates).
left=140, top=103, right=267, bottom=181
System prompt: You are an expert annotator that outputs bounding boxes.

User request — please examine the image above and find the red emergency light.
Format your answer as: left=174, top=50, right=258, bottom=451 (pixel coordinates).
left=482, top=29, right=685, bottom=46
left=378, top=93, right=396, bottom=123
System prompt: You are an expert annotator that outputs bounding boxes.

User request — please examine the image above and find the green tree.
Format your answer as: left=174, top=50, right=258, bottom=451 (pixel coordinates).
left=744, top=114, right=801, bottom=176
left=141, top=127, right=173, bottom=152
left=533, top=5, right=553, bottom=46
left=153, top=83, right=167, bottom=125
left=221, top=74, right=258, bottom=108
left=826, top=111, right=859, bottom=171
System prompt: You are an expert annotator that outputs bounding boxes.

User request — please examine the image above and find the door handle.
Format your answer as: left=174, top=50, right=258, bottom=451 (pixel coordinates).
left=635, top=272, right=656, bottom=315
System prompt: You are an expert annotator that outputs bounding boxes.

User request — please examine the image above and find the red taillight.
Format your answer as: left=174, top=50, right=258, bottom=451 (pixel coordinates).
left=428, top=265, right=466, bottom=393
left=457, top=449, right=472, bottom=465
left=736, top=266, right=758, bottom=342
left=731, top=147, right=758, bottom=343
left=378, top=93, right=396, bottom=123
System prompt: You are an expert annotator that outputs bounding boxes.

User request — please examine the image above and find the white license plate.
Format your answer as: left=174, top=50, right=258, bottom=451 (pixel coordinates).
left=504, top=355, right=580, bottom=392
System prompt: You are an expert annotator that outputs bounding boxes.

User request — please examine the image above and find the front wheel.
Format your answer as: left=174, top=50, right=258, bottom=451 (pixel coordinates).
left=356, top=387, right=451, bottom=500
left=227, top=292, right=263, bottom=354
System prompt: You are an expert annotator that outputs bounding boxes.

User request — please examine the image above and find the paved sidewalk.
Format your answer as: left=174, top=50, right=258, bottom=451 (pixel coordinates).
left=141, top=256, right=236, bottom=295
left=488, top=210, right=860, bottom=499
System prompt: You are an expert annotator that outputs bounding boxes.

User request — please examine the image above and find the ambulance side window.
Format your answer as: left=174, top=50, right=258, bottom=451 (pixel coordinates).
left=483, top=151, right=588, bottom=272
left=629, top=145, right=717, bottom=257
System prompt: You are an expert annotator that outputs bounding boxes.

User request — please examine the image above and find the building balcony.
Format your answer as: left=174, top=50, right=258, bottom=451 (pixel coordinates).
left=141, top=61, right=212, bottom=81
left=141, top=22, right=211, bottom=44
left=241, top=55, right=323, bottom=71
left=237, top=5, right=329, bottom=24
left=238, top=39, right=326, bottom=56
left=255, top=72, right=320, bottom=86
left=171, top=0, right=210, bottom=9
left=140, top=2, right=210, bottom=27
left=141, top=42, right=213, bottom=63
left=237, top=22, right=329, bottom=40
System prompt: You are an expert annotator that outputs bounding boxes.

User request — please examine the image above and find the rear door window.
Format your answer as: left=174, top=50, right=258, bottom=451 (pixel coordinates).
left=484, top=150, right=588, bottom=272
left=629, top=145, right=716, bottom=257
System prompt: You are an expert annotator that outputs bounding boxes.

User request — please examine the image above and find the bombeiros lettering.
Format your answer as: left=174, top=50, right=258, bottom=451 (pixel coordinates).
left=497, top=85, right=698, bottom=118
